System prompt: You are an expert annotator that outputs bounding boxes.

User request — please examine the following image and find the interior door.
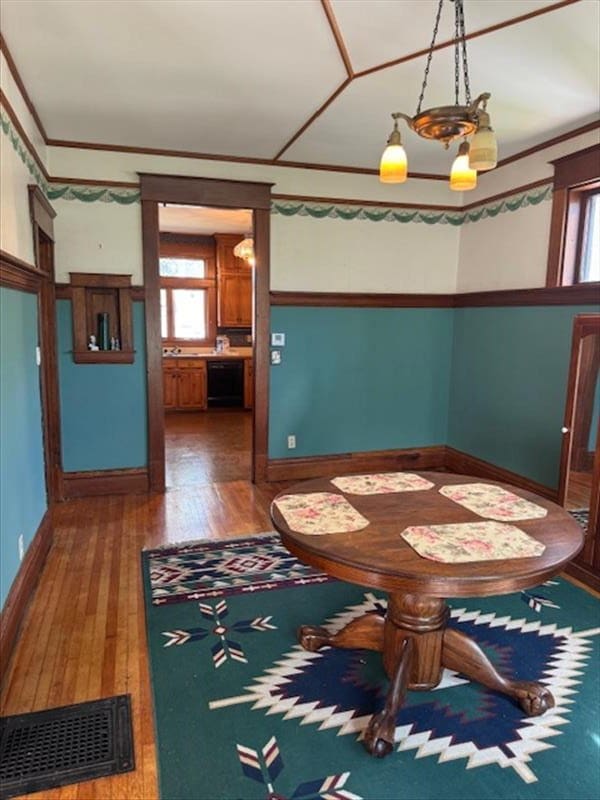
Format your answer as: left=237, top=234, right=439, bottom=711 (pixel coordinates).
left=559, top=315, right=600, bottom=577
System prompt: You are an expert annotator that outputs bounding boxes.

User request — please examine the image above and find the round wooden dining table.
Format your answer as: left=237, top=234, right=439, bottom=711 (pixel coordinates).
left=270, top=471, right=584, bottom=758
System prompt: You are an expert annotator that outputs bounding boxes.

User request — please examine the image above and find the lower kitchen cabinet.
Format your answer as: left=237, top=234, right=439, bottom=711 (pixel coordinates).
left=163, top=359, right=207, bottom=410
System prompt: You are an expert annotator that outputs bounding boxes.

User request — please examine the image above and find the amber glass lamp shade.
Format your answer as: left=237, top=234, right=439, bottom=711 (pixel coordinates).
left=380, top=144, right=408, bottom=183
left=379, top=122, right=408, bottom=184
left=450, top=141, right=477, bottom=191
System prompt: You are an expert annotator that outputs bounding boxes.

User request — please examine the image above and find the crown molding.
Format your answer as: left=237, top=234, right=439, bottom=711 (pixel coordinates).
left=0, top=33, right=48, bottom=141
left=0, top=90, right=49, bottom=182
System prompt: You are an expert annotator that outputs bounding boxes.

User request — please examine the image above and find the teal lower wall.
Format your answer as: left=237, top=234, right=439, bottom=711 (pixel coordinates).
left=269, top=306, right=453, bottom=459
left=0, top=288, right=47, bottom=609
left=448, top=305, right=598, bottom=489
left=57, top=300, right=148, bottom=471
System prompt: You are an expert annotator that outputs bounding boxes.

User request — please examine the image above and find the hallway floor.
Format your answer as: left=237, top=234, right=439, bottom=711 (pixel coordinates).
left=165, top=409, right=252, bottom=488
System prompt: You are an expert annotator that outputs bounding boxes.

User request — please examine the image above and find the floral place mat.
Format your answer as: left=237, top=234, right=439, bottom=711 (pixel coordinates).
left=273, top=492, right=370, bottom=535
left=439, top=483, right=548, bottom=521
left=330, top=472, right=434, bottom=495
left=401, top=521, right=546, bottom=563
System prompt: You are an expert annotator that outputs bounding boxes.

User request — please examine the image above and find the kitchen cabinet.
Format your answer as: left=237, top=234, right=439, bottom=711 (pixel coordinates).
left=215, top=234, right=252, bottom=328
left=163, top=359, right=207, bottom=411
left=218, top=272, right=252, bottom=327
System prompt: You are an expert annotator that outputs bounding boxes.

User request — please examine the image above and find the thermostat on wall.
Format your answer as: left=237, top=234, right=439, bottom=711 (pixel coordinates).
left=271, top=333, right=285, bottom=346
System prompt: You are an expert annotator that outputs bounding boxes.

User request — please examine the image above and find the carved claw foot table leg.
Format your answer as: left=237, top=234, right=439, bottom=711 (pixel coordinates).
left=442, top=627, right=555, bottom=715
left=298, top=611, right=385, bottom=653
left=363, top=638, right=414, bottom=758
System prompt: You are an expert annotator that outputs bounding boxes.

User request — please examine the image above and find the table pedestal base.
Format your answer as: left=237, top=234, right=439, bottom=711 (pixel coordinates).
left=298, top=591, right=555, bottom=758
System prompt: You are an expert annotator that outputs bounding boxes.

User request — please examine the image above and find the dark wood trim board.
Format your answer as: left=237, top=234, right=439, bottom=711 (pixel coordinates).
left=266, top=445, right=447, bottom=482
left=61, top=468, right=149, bottom=499
left=0, top=510, right=53, bottom=687
left=270, top=284, right=600, bottom=309
left=444, top=447, right=559, bottom=501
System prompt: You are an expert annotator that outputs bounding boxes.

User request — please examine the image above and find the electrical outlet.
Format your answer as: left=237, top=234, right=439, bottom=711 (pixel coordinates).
left=271, top=350, right=282, bottom=365
left=18, top=534, right=24, bottom=562
left=287, top=435, right=296, bottom=449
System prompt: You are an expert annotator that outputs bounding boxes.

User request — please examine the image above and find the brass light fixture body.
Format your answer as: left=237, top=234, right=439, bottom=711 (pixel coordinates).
left=394, top=92, right=491, bottom=150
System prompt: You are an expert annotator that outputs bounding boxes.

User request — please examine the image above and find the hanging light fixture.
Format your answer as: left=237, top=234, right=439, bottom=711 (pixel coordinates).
left=379, top=0, right=497, bottom=190
left=233, top=236, right=255, bottom=267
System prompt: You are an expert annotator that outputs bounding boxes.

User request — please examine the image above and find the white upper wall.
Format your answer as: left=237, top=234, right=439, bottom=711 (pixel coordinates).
left=456, top=129, right=600, bottom=292
left=0, top=51, right=48, bottom=264
left=48, top=143, right=463, bottom=291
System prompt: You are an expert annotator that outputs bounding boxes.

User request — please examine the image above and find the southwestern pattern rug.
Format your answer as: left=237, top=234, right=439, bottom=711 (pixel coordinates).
left=142, top=534, right=600, bottom=800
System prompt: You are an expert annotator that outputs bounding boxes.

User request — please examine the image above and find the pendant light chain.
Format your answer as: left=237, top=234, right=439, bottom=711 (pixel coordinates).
left=454, top=2, right=460, bottom=105
left=416, top=0, right=444, bottom=114
left=457, top=0, right=472, bottom=105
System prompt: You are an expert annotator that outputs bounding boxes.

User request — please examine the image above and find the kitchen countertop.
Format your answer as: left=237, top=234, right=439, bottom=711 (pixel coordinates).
left=162, top=349, right=252, bottom=360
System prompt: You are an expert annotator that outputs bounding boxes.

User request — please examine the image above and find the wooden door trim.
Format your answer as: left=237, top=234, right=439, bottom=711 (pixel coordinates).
left=140, top=174, right=271, bottom=490
left=558, top=314, right=600, bottom=506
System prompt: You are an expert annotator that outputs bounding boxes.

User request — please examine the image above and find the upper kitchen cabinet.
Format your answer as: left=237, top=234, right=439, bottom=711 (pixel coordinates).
left=215, top=234, right=252, bottom=328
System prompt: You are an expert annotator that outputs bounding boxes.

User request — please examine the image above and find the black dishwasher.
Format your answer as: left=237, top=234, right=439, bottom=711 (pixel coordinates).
left=207, top=360, right=244, bottom=408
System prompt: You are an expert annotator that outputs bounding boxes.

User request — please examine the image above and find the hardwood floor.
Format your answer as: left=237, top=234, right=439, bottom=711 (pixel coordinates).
left=165, top=408, right=252, bottom=488
left=1, top=411, right=287, bottom=800
left=1, top=415, right=597, bottom=798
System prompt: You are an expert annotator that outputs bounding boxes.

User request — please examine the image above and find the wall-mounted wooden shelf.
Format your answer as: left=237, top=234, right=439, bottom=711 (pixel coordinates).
left=69, top=272, right=135, bottom=364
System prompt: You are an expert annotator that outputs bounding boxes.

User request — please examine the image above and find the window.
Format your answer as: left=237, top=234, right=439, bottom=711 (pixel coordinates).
left=159, top=257, right=206, bottom=279
left=579, top=191, right=600, bottom=283
left=546, top=145, right=600, bottom=287
left=159, top=240, right=216, bottom=344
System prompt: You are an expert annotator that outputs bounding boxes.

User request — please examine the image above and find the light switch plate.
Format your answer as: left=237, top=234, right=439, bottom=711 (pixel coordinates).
left=271, top=350, right=281, bottom=365
left=271, top=333, right=285, bottom=346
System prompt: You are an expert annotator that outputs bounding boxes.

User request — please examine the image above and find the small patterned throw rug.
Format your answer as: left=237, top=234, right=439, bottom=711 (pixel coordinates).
left=142, top=532, right=599, bottom=800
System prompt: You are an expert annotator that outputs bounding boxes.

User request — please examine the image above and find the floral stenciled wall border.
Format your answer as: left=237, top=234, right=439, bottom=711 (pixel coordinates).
left=1, top=105, right=553, bottom=224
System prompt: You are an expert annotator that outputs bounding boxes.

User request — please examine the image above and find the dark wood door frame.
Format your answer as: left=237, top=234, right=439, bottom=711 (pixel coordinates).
left=28, top=186, right=63, bottom=503
left=558, top=314, right=600, bottom=514
left=139, top=174, right=273, bottom=491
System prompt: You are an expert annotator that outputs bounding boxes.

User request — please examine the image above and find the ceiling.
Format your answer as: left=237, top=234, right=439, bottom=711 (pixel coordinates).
left=1, top=0, right=599, bottom=175
left=159, top=205, right=252, bottom=236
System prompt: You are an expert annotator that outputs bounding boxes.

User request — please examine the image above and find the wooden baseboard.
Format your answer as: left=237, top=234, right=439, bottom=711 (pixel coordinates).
left=444, top=447, right=558, bottom=501
left=61, top=467, right=149, bottom=499
left=563, top=560, right=600, bottom=594
left=0, top=510, right=53, bottom=687
left=266, top=445, right=447, bottom=482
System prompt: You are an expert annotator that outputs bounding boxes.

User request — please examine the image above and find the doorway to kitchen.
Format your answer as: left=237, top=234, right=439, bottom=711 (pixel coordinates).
left=158, top=203, right=254, bottom=489
left=140, top=174, right=272, bottom=492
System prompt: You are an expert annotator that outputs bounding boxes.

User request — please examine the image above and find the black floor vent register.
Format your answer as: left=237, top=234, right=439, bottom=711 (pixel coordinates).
left=0, top=695, right=134, bottom=798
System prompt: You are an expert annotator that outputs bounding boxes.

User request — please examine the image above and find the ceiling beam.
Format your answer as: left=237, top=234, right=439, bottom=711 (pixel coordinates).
left=354, top=0, right=583, bottom=79
left=320, top=0, right=354, bottom=78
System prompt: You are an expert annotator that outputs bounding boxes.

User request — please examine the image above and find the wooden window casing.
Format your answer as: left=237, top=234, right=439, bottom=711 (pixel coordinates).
left=546, top=144, right=600, bottom=287
left=159, top=236, right=216, bottom=346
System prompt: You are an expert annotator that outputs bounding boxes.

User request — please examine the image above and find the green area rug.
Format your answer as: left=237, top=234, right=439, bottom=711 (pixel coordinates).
left=142, top=534, right=600, bottom=800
